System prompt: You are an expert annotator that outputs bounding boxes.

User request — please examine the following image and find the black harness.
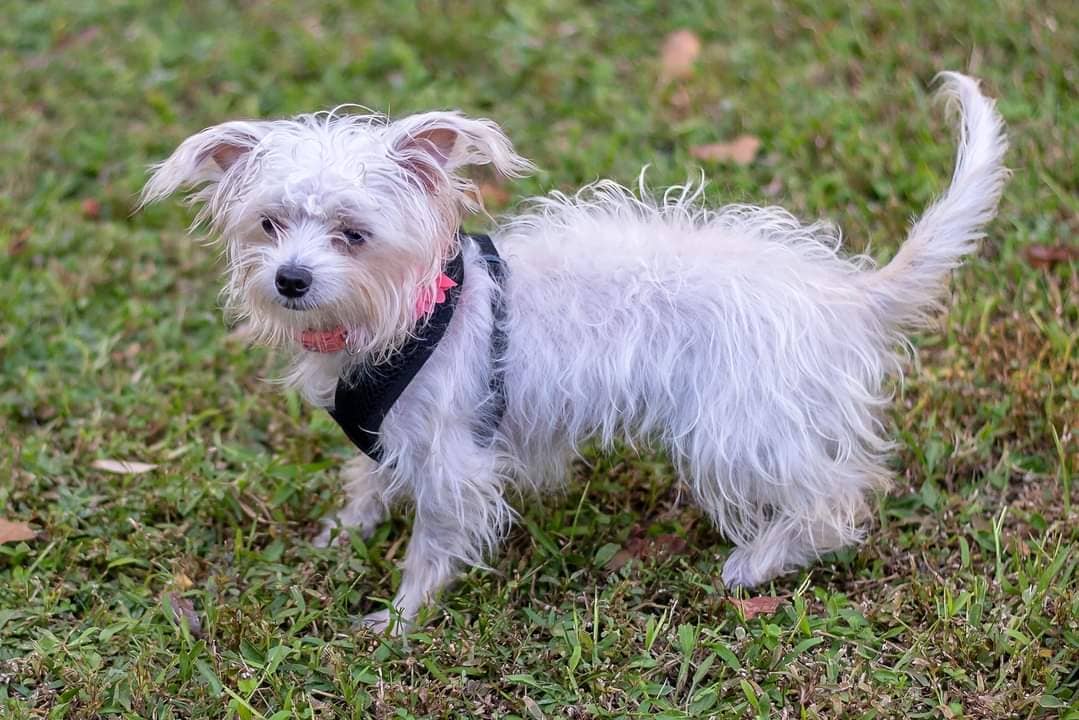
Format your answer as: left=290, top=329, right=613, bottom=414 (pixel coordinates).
left=326, top=232, right=507, bottom=462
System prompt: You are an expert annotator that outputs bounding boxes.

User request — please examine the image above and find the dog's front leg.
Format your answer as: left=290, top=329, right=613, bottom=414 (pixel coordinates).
left=360, top=514, right=465, bottom=634
left=362, top=445, right=508, bottom=635
left=312, top=454, right=389, bottom=547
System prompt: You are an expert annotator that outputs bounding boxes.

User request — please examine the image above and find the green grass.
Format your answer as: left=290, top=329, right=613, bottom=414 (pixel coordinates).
left=1, top=1, right=1076, bottom=717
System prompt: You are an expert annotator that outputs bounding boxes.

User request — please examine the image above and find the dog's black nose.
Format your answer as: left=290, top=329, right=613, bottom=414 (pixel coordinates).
left=275, top=265, right=312, bottom=298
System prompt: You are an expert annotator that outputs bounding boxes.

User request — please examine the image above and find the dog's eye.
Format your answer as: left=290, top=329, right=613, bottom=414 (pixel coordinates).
left=261, top=217, right=279, bottom=237
left=341, top=227, right=367, bottom=246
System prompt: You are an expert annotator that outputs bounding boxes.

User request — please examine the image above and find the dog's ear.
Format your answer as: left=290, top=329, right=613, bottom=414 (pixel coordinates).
left=390, top=111, right=534, bottom=191
left=140, top=121, right=268, bottom=206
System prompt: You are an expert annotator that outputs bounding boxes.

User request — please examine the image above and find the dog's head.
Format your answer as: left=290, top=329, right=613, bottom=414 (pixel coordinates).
left=142, top=110, right=531, bottom=355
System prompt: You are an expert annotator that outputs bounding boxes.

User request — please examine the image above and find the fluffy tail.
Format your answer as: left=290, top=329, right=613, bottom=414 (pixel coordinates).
left=867, top=72, right=1008, bottom=327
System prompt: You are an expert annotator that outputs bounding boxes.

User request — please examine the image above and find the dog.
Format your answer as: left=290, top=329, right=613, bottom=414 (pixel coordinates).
left=142, top=72, right=1007, bottom=632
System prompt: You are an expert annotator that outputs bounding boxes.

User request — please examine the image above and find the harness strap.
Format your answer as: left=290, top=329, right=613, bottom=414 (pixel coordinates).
left=327, top=232, right=508, bottom=462
left=470, top=233, right=509, bottom=447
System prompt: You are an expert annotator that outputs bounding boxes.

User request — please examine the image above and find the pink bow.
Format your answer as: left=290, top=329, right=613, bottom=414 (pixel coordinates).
left=300, top=272, right=458, bottom=353
left=414, top=272, right=458, bottom=318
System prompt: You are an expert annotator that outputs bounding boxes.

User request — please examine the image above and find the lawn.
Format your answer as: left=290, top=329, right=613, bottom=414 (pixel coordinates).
left=1, top=1, right=1076, bottom=718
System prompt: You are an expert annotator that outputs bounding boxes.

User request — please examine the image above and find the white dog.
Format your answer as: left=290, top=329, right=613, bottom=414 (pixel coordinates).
left=143, top=72, right=1007, bottom=632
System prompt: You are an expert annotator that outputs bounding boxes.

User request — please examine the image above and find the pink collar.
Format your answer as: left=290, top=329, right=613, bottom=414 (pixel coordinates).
left=300, top=272, right=458, bottom=353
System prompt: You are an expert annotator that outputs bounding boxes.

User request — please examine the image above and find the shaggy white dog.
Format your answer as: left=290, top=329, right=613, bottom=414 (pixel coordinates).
left=143, top=72, right=1007, bottom=632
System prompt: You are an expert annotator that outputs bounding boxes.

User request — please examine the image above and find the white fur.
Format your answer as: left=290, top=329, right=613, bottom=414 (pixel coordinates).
left=143, top=72, right=1008, bottom=633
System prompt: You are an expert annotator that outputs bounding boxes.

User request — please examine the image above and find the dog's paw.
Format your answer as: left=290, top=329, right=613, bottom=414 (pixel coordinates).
left=312, top=518, right=362, bottom=546
left=360, top=608, right=413, bottom=636
left=721, top=548, right=765, bottom=589
left=311, top=521, right=346, bottom=549
left=360, top=609, right=393, bottom=634
left=313, top=510, right=383, bottom=548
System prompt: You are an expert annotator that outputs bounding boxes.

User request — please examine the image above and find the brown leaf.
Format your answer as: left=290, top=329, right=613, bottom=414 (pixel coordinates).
left=23, top=26, right=101, bottom=70
left=668, top=86, right=692, bottom=111
left=606, top=529, right=687, bottom=571
left=659, top=30, right=701, bottom=83
left=301, top=15, right=326, bottom=40
left=91, top=459, right=158, bottom=475
left=654, top=533, right=688, bottom=556
left=727, top=594, right=786, bottom=620
left=523, top=696, right=546, bottom=720
left=81, top=198, right=101, bottom=220
left=479, top=182, right=511, bottom=206
left=762, top=176, right=784, bottom=197
left=1023, top=244, right=1077, bottom=270
left=606, top=536, right=646, bottom=571
left=690, top=135, right=762, bottom=166
left=7, top=228, right=31, bottom=257
left=55, top=26, right=102, bottom=52
left=167, top=593, right=203, bottom=637
left=0, top=519, right=36, bottom=544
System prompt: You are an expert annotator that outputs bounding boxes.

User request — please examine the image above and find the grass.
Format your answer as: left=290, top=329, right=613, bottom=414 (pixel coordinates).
left=1, top=0, right=1076, bottom=717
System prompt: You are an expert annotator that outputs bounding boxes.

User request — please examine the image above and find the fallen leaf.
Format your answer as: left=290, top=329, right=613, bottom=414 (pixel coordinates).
left=34, top=403, right=57, bottom=421
left=1023, top=244, right=1076, bottom=270
left=55, top=25, right=102, bottom=52
left=173, top=572, right=194, bottom=591
left=479, top=182, right=510, bottom=206
left=606, top=529, right=688, bottom=571
left=301, top=15, right=326, bottom=40
left=668, top=86, right=692, bottom=111
left=762, top=176, right=784, bottom=197
left=23, top=26, right=101, bottom=70
left=81, top=198, right=101, bottom=220
left=690, top=135, right=762, bottom=166
left=91, top=459, right=158, bottom=475
left=166, top=593, right=203, bottom=637
left=654, top=533, right=688, bottom=556
left=523, top=696, right=546, bottom=720
left=660, top=29, right=701, bottom=83
left=606, top=536, right=646, bottom=571
left=727, top=594, right=786, bottom=620
left=7, top=228, right=31, bottom=257
left=0, top=519, right=36, bottom=544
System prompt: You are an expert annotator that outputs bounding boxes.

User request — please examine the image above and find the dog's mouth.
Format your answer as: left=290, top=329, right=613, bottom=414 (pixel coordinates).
left=278, top=297, right=316, bottom=312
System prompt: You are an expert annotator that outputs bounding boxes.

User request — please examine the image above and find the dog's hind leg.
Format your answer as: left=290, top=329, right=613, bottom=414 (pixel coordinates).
left=721, top=516, right=848, bottom=588
left=313, top=455, right=389, bottom=547
left=719, top=487, right=872, bottom=589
